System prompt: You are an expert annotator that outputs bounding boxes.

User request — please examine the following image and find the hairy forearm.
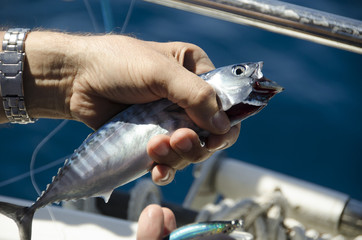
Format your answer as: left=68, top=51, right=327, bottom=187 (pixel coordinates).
left=23, top=31, right=80, bottom=120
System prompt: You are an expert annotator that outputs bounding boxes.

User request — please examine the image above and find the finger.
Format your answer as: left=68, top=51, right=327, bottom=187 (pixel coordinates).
left=206, top=123, right=241, bottom=151
left=137, top=204, right=164, bottom=240
left=169, top=42, right=215, bottom=74
left=146, top=44, right=230, bottom=134
left=169, top=128, right=213, bottom=165
left=145, top=41, right=215, bottom=74
left=165, top=67, right=230, bottom=134
left=162, top=207, right=177, bottom=235
left=147, top=129, right=212, bottom=170
left=163, top=42, right=230, bottom=134
left=147, top=134, right=183, bottom=168
left=151, top=165, right=176, bottom=186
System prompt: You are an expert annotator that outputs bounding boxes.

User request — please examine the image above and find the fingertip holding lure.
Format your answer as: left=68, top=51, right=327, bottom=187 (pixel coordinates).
left=163, top=219, right=243, bottom=240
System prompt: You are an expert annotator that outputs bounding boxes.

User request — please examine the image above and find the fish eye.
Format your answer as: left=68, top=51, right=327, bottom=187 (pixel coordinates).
left=233, top=65, right=245, bottom=76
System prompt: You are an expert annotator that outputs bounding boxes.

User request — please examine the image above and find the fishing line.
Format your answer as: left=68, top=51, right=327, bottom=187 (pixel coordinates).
left=30, top=120, right=69, bottom=196
left=121, top=0, right=136, bottom=34
left=83, top=0, right=101, bottom=33
left=100, top=0, right=114, bottom=32
left=29, top=120, right=68, bottom=240
left=0, top=156, right=67, bottom=188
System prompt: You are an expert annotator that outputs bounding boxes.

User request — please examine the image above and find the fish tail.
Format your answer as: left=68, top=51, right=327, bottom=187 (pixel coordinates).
left=0, top=201, right=35, bottom=240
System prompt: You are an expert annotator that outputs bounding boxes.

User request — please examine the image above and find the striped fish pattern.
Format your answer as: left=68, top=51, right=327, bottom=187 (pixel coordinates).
left=0, top=62, right=283, bottom=240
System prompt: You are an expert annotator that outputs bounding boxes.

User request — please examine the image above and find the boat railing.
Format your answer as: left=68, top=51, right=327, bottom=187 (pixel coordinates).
left=145, top=0, right=362, bottom=54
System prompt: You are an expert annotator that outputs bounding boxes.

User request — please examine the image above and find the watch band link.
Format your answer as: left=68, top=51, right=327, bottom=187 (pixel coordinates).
left=0, top=28, right=35, bottom=124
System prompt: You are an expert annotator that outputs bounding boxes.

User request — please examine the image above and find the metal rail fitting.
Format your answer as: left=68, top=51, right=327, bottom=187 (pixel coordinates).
left=145, top=0, right=362, bottom=54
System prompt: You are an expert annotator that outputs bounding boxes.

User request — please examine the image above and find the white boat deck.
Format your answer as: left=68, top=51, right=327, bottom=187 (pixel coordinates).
left=0, top=196, right=137, bottom=240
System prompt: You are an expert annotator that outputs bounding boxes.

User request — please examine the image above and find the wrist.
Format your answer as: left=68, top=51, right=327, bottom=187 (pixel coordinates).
left=23, top=31, right=81, bottom=121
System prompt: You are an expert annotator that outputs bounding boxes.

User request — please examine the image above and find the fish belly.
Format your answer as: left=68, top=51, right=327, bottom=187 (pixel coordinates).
left=34, top=100, right=190, bottom=207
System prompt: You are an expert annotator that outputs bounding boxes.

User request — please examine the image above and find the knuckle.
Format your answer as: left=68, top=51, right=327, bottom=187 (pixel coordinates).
left=170, top=41, right=198, bottom=50
left=188, top=151, right=210, bottom=164
left=142, top=58, right=171, bottom=98
left=192, top=84, right=216, bottom=107
left=168, top=42, right=206, bottom=64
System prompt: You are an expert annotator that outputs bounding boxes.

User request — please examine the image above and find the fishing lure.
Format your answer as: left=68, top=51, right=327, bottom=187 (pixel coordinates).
left=164, top=220, right=243, bottom=240
left=0, top=62, right=283, bottom=240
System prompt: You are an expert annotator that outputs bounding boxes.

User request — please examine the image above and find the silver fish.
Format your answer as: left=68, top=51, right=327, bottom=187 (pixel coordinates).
left=0, top=62, right=283, bottom=240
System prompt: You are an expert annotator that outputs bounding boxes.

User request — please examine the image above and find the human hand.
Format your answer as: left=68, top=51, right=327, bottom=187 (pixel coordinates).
left=137, top=205, right=235, bottom=240
left=18, top=32, right=240, bottom=184
left=137, top=204, right=176, bottom=240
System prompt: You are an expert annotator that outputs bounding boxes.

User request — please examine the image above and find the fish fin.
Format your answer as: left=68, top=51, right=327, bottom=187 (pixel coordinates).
left=0, top=201, right=35, bottom=240
left=99, top=190, right=113, bottom=203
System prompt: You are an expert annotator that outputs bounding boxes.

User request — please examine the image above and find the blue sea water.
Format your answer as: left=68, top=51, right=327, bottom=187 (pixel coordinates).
left=0, top=0, right=361, bottom=207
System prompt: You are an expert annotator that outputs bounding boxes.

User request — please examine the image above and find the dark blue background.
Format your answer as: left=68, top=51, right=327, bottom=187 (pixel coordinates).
left=0, top=0, right=361, bottom=204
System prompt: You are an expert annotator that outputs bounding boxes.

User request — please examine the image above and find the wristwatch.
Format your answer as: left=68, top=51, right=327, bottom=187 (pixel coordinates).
left=0, top=28, right=35, bottom=124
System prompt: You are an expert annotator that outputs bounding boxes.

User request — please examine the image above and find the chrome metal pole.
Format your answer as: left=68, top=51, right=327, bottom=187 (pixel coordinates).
left=145, top=0, right=362, bottom=54
left=184, top=153, right=362, bottom=237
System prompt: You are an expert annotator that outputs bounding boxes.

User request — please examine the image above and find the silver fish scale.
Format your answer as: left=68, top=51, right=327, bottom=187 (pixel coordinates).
left=32, top=99, right=198, bottom=209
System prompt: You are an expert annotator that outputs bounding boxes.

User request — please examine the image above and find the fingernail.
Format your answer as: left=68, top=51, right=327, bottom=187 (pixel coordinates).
left=215, top=142, right=228, bottom=151
left=160, top=170, right=171, bottom=182
left=153, top=142, right=169, bottom=156
left=211, top=111, right=230, bottom=132
left=175, top=138, right=192, bottom=152
left=160, top=169, right=175, bottom=184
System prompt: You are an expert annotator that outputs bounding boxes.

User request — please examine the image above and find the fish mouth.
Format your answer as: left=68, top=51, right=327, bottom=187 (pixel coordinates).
left=248, top=76, right=284, bottom=104
left=225, top=76, right=283, bottom=125
left=226, top=102, right=265, bottom=125
left=254, top=77, right=284, bottom=94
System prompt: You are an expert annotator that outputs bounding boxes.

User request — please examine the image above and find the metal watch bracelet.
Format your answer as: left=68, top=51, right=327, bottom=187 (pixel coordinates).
left=0, top=28, right=35, bottom=124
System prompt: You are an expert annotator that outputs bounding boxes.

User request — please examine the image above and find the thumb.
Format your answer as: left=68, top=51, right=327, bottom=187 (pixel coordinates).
left=137, top=205, right=164, bottom=240
left=164, top=65, right=230, bottom=134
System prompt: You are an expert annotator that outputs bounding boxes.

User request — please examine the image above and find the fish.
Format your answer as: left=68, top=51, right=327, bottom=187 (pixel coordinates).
left=163, top=219, right=243, bottom=240
left=0, top=62, right=283, bottom=240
